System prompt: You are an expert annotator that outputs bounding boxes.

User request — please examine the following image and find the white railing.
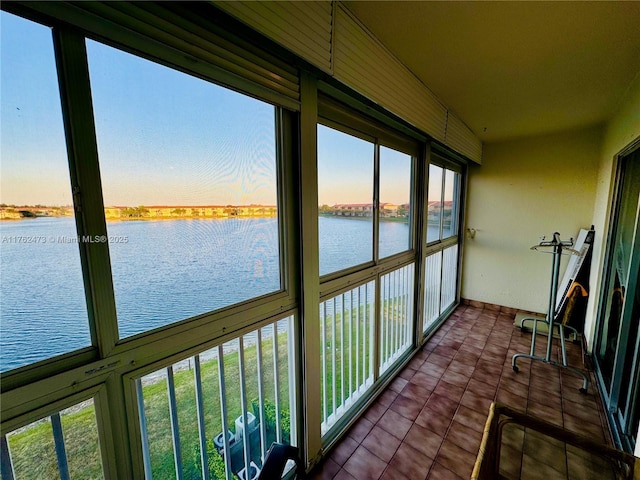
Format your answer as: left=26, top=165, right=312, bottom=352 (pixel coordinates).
left=320, top=282, right=375, bottom=434
left=379, top=264, right=415, bottom=375
left=423, top=251, right=442, bottom=332
left=136, top=316, right=296, bottom=480
left=2, top=399, right=104, bottom=480
left=441, top=244, right=458, bottom=312
left=423, top=243, right=458, bottom=334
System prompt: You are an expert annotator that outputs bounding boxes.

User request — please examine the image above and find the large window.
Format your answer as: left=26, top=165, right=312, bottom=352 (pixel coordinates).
left=317, top=125, right=374, bottom=276
left=87, top=40, right=281, bottom=339
left=2, top=6, right=296, bottom=479
left=0, top=12, right=90, bottom=372
left=594, top=147, right=640, bottom=451
left=317, top=124, right=414, bottom=277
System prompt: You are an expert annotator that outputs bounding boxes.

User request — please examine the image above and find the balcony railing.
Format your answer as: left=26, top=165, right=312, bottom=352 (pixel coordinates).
left=320, top=282, right=375, bottom=434
left=136, top=316, right=296, bottom=480
left=379, top=264, right=415, bottom=375
left=441, top=244, right=458, bottom=312
left=423, top=243, right=459, bottom=334
left=423, top=251, right=443, bottom=332
left=319, top=263, right=416, bottom=436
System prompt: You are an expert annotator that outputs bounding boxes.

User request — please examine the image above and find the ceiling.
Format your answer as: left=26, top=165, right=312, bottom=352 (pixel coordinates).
left=343, top=1, right=640, bottom=143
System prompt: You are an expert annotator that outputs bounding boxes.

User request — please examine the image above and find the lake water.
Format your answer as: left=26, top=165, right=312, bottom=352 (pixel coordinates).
left=0, top=216, right=428, bottom=372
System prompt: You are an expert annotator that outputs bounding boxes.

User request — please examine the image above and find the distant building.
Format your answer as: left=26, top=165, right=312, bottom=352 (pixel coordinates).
left=102, top=205, right=277, bottom=219
left=330, top=203, right=373, bottom=217
left=321, top=202, right=411, bottom=218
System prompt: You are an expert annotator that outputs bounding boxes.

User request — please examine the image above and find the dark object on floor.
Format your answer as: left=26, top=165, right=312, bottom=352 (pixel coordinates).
left=258, top=442, right=306, bottom=479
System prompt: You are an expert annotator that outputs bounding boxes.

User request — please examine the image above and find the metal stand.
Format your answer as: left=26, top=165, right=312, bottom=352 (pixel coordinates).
left=517, top=316, right=580, bottom=343
left=512, top=233, right=589, bottom=394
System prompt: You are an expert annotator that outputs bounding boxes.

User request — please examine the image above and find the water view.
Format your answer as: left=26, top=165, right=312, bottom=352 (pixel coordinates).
left=0, top=215, right=420, bottom=372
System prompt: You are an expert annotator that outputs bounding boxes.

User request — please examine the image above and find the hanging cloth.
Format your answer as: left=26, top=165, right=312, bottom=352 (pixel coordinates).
left=560, top=281, right=589, bottom=331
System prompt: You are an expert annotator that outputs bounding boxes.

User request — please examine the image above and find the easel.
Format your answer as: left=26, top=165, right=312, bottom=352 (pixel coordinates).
left=511, top=232, right=589, bottom=393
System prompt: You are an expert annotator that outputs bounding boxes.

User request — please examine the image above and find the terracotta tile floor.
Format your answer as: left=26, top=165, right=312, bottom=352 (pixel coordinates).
left=309, top=304, right=613, bottom=480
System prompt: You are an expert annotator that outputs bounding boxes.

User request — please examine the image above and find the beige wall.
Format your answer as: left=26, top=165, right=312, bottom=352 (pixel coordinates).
left=584, top=73, right=640, bottom=352
left=461, top=126, right=601, bottom=313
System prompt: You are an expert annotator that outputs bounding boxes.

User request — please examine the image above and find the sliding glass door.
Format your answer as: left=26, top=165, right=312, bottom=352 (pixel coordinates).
left=595, top=145, right=640, bottom=451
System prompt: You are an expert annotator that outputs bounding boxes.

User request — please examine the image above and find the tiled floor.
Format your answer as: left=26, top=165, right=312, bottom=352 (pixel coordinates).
left=309, top=304, right=613, bottom=480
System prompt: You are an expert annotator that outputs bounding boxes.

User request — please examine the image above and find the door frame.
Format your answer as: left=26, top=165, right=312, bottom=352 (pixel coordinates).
left=593, top=138, right=640, bottom=452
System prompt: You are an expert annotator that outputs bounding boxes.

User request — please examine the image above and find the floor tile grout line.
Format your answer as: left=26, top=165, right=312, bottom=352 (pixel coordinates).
left=315, top=304, right=611, bottom=480
left=423, top=305, right=498, bottom=478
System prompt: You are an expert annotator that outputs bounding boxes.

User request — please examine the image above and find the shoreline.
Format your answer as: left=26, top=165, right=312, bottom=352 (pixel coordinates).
left=0, top=214, right=279, bottom=222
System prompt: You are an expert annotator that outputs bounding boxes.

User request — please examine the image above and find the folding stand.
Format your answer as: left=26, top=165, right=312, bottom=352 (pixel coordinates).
left=512, top=232, right=589, bottom=393
left=518, top=316, right=580, bottom=343
left=517, top=228, right=595, bottom=343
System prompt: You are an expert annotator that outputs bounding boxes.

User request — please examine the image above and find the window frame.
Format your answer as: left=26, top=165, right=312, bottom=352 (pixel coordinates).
left=84, top=37, right=290, bottom=341
left=1, top=3, right=473, bottom=476
left=317, top=97, right=419, bottom=285
left=1, top=6, right=303, bottom=477
left=421, top=147, right=466, bottom=340
left=425, top=153, right=463, bottom=247
left=1, top=4, right=300, bottom=381
left=315, top=94, right=424, bottom=445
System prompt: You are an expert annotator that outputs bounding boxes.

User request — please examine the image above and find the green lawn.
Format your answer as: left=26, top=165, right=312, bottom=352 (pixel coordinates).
left=7, top=402, right=103, bottom=480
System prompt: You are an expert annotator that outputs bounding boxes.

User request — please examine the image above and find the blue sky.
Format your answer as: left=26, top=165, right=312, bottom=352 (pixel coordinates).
left=317, top=126, right=415, bottom=206
left=317, top=125, right=374, bottom=205
left=1, top=11, right=442, bottom=208
left=1, top=12, right=72, bottom=206
left=86, top=39, right=278, bottom=207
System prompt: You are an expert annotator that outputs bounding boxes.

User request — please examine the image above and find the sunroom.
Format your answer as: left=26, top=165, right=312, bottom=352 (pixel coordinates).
left=1, top=2, right=639, bottom=480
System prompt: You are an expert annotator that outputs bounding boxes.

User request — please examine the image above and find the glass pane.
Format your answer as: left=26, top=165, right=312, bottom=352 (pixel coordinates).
left=60, top=400, right=105, bottom=479
left=379, top=146, right=412, bottom=259
left=7, top=417, right=58, bottom=480
left=87, top=40, right=280, bottom=338
left=317, top=125, right=374, bottom=276
left=0, top=12, right=90, bottom=372
left=442, top=169, right=460, bottom=239
left=426, top=164, right=443, bottom=243
left=6, top=399, right=104, bottom=479
left=596, top=156, right=640, bottom=389
left=137, top=317, right=295, bottom=479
